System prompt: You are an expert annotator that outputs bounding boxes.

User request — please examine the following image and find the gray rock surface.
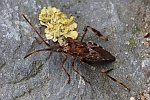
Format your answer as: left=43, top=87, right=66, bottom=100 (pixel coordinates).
left=0, top=0, right=150, bottom=100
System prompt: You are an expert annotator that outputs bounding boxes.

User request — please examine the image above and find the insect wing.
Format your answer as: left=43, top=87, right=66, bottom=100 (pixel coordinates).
left=83, top=42, right=115, bottom=61
left=91, top=47, right=115, bottom=61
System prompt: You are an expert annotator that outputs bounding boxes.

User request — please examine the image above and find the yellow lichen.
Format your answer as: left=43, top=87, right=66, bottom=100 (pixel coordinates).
left=39, top=6, right=78, bottom=45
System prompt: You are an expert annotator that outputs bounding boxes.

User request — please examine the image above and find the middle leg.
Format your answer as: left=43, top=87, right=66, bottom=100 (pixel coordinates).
left=71, top=57, right=90, bottom=84
left=61, top=55, right=71, bottom=84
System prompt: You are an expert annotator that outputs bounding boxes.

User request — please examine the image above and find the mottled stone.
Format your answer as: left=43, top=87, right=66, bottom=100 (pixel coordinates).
left=0, top=0, right=150, bottom=100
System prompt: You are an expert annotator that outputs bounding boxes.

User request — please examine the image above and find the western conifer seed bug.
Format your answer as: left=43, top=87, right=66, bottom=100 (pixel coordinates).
left=22, top=14, right=130, bottom=91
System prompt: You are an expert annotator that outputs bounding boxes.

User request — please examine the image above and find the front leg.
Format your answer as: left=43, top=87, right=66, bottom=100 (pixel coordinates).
left=34, top=37, right=53, bottom=44
left=22, top=14, right=50, bottom=47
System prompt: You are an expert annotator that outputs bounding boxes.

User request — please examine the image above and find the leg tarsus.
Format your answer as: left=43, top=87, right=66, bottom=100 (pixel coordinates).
left=104, top=68, right=113, bottom=73
left=34, top=37, right=43, bottom=44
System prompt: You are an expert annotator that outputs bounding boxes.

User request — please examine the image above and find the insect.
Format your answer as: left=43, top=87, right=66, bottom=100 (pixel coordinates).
left=22, top=14, right=130, bottom=91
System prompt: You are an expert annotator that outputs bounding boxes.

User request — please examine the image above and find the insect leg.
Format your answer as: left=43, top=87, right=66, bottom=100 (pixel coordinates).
left=34, top=37, right=54, bottom=45
left=61, top=55, right=71, bottom=84
left=24, top=46, right=61, bottom=59
left=22, top=14, right=50, bottom=47
left=81, top=25, right=108, bottom=42
left=34, top=37, right=49, bottom=44
left=80, top=61, right=130, bottom=91
left=72, top=57, right=90, bottom=84
left=104, top=68, right=114, bottom=73
left=24, top=48, right=54, bottom=59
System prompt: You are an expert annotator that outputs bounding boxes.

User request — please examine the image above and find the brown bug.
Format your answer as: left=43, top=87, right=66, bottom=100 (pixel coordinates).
left=22, top=14, right=130, bottom=91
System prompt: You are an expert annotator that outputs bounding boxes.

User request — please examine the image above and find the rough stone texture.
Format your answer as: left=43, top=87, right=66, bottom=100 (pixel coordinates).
left=0, top=0, right=150, bottom=100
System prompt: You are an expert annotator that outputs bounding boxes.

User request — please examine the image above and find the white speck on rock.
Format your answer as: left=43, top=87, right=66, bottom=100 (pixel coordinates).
left=78, top=76, right=85, bottom=88
left=142, top=58, right=150, bottom=68
left=130, top=97, right=135, bottom=100
left=125, top=52, right=128, bottom=55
